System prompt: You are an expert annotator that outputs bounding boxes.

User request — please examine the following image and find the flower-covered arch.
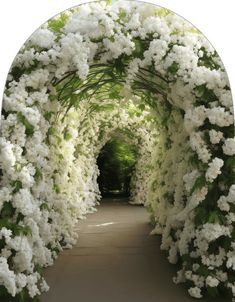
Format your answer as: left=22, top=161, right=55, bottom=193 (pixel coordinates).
left=0, top=1, right=235, bottom=300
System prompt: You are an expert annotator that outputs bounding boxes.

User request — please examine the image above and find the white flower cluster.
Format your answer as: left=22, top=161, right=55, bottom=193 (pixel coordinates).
left=206, top=157, right=224, bottom=183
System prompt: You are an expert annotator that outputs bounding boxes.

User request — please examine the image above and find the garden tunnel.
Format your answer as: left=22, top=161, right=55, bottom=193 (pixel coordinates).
left=0, top=0, right=235, bottom=301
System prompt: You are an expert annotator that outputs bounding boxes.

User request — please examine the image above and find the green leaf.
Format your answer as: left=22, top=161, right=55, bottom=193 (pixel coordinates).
left=11, top=180, right=22, bottom=193
left=197, top=264, right=210, bottom=277
left=138, top=103, right=145, bottom=111
left=53, top=183, right=60, bottom=194
left=225, top=156, right=235, bottom=169
left=34, top=167, right=43, bottom=182
left=105, top=0, right=112, bottom=5
left=40, top=203, right=50, bottom=211
left=17, top=112, right=34, bottom=137
left=208, top=211, right=226, bottom=224
left=1, top=202, right=15, bottom=218
left=190, top=175, right=206, bottom=194
left=44, top=111, right=54, bottom=122
left=167, top=62, right=179, bottom=75
left=155, top=8, right=171, bottom=17
left=230, top=203, right=235, bottom=213
left=194, top=206, right=208, bottom=226
left=47, top=127, right=56, bottom=136
left=64, top=131, right=73, bottom=141
left=133, top=39, right=145, bottom=59
left=119, top=9, right=127, bottom=20
left=221, top=236, right=231, bottom=252
left=15, top=162, right=22, bottom=172
left=48, top=13, right=68, bottom=33
left=207, top=286, right=219, bottom=298
left=14, top=225, right=32, bottom=236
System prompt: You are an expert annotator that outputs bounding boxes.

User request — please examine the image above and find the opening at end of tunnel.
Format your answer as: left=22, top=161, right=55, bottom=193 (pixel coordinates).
left=97, top=136, right=138, bottom=200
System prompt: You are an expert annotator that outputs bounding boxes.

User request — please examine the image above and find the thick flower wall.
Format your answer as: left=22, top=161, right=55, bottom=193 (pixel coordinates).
left=0, top=0, right=235, bottom=300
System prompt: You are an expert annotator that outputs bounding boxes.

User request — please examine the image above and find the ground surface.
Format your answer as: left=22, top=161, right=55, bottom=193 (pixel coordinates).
left=41, top=198, right=225, bottom=302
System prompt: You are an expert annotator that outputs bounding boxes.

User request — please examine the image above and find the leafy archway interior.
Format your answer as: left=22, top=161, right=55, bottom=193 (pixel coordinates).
left=0, top=1, right=235, bottom=301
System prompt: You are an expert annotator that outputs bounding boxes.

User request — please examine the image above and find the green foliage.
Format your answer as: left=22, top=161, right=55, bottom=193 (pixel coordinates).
left=118, top=9, right=127, bottom=21
left=1, top=202, right=15, bottom=218
left=40, top=203, right=50, bottom=211
left=196, top=264, right=210, bottom=277
left=53, top=183, right=60, bottom=194
left=190, top=175, right=206, bottom=194
left=167, top=62, right=179, bottom=75
left=198, top=47, right=220, bottom=70
left=155, top=8, right=171, bottom=17
left=11, top=180, right=23, bottom=193
left=34, top=167, right=43, bottom=182
left=207, top=286, right=219, bottom=298
left=48, top=13, right=68, bottom=33
left=17, top=113, right=34, bottom=137
left=133, top=39, right=149, bottom=59
left=194, top=206, right=226, bottom=227
left=63, top=128, right=73, bottom=141
left=44, top=111, right=54, bottom=122
left=208, top=210, right=226, bottom=224
left=97, top=137, right=137, bottom=195
left=194, top=84, right=218, bottom=106
left=194, top=206, right=208, bottom=226
left=0, top=217, right=31, bottom=236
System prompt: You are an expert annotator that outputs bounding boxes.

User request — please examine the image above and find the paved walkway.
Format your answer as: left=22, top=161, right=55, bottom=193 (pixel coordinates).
left=41, top=198, right=221, bottom=302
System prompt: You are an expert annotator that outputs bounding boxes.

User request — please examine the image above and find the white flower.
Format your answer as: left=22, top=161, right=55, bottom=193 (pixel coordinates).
left=0, top=228, right=12, bottom=241
left=0, top=257, right=16, bottom=296
left=209, top=129, right=223, bottom=144
left=206, top=157, right=224, bottom=183
left=226, top=254, right=235, bottom=270
left=200, top=223, right=230, bottom=242
left=207, top=107, right=234, bottom=127
left=12, top=189, right=37, bottom=216
left=184, top=106, right=207, bottom=132
left=217, top=196, right=230, bottom=212
left=190, top=132, right=211, bottom=163
left=188, top=287, right=202, bottom=298
left=0, top=139, right=16, bottom=171
left=103, top=33, right=135, bottom=58
left=30, top=28, right=55, bottom=48
left=206, top=276, right=219, bottom=287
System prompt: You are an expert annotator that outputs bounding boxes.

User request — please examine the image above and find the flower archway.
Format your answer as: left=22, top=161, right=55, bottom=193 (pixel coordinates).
left=0, top=1, right=235, bottom=300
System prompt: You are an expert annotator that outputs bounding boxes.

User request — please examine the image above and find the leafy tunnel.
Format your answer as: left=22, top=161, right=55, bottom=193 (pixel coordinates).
left=0, top=1, right=235, bottom=301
